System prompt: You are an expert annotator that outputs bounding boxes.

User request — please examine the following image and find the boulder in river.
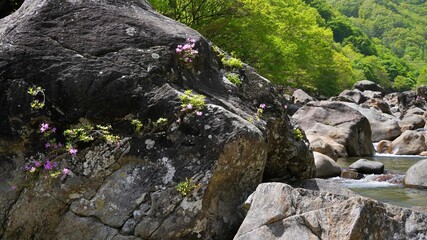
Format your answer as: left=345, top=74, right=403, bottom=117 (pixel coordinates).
left=349, top=159, right=384, bottom=174
left=342, top=102, right=401, bottom=142
left=404, top=159, right=427, bottom=188
left=389, top=130, right=427, bottom=155
left=292, top=101, right=375, bottom=158
left=313, top=151, right=341, bottom=178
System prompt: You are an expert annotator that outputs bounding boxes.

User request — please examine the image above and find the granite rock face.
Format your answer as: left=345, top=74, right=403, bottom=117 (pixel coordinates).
left=0, top=0, right=314, bottom=239
left=235, top=183, right=427, bottom=240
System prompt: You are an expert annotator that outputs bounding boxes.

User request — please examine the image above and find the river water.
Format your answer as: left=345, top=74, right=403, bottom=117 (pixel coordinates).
left=334, top=155, right=427, bottom=209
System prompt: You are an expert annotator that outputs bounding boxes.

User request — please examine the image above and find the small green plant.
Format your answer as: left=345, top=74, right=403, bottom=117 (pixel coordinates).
left=226, top=72, right=241, bottom=85
left=179, top=90, right=206, bottom=115
left=248, top=103, right=266, bottom=123
left=293, top=128, right=304, bottom=141
left=153, top=118, right=168, bottom=128
left=176, top=178, right=198, bottom=197
left=64, top=124, right=120, bottom=146
left=28, top=86, right=45, bottom=109
left=221, top=57, right=243, bottom=69
left=131, top=119, right=143, bottom=133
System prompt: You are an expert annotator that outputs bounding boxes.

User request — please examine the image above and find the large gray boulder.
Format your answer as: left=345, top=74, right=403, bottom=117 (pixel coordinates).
left=292, top=101, right=375, bottom=158
left=234, top=183, right=427, bottom=240
left=389, top=130, right=427, bottom=155
left=404, top=159, right=427, bottom=188
left=0, top=0, right=314, bottom=239
left=342, top=102, right=401, bottom=142
left=313, top=151, right=341, bottom=178
left=398, top=114, right=425, bottom=131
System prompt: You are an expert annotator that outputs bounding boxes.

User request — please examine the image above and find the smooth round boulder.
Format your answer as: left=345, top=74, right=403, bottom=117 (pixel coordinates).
left=404, top=159, right=427, bottom=187
left=313, top=152, right=341, bottom=178
left=353, top=80, right=384, bottom=94
left=389, top=130, right=427, bottom=155
left=398, top=115, right=425, bottom=130
left=349, top=159, right=384, bottom=174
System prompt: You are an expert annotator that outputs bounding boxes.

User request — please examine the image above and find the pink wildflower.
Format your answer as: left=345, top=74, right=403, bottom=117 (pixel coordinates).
left=62, top=168, right=70, bottom=176
left=34, top=161, right=42, bottom=167
left=45, top=142, right=51, bottom=149
left=259, top=103, right=266, bottom=109
left=69, top=148, right=78, bottom=155
left=187, top=104, right=193, bottom=110
left=44, top=160, right=53, bottom=170
left=40, top=123, right=49, bottom=133
left=196, top=111, right=203, bottom=116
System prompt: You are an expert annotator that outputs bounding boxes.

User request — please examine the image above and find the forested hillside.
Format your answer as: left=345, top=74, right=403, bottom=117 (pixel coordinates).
left=148, top=0, right=427, bottom=96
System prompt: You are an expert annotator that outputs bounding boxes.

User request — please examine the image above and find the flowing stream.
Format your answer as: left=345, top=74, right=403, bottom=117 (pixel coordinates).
left=333, top=155, right=427, bottom=209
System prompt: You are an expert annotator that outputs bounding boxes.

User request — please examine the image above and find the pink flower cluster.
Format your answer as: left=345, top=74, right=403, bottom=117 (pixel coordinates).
left=176, top=38, right=198, bottom=65
left=181, top=103, right=203, bottom=116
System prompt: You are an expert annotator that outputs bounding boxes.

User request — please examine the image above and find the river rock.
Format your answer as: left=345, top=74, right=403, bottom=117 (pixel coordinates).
left=307, top=135, right=347, bottom=160
left=376, top=140, right=392, bottom=153
left=341, top=169, right=364, bottom=179
left=404, top=159, right=427, bottom=188
left=406, top=107, right=425, bottom=116
left=0, top=0, right=314, bottom=239
left=342, top=102, right=401, bottom=142
left=398, top=114, right=425, bottom=131
left=234, top=183, right=427, bottom=240
left=389, top=130, right=427, bottom=155
left=349, top=159, right=384, bottom=174
left=292, top=101, right=374, bottom=158
left=361, top=98, right=392, bottom=114
left=313, top=152, right=341, bottom=178
left=292, top=89, right=316, bottom=104
left=353, top=80, right=385, bottom=94
left=397, top=91, right=427, bottom=116
left=338, top=89, right=367, bottom=104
